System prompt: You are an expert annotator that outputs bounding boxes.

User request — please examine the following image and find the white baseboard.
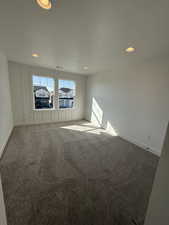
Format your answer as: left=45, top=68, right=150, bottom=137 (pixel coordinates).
left=3, top=122, right=160, bottom=158
left=14, top=119, right=86, bottom=127
left=97, top=122, right=161, bottom=157
left=119, top=135, right=161, bottom=157
left=0, top=127, right=13, bottom=159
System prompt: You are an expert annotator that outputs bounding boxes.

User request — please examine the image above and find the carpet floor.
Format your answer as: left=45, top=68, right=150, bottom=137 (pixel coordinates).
left=0, top=121, right=159, bottom=225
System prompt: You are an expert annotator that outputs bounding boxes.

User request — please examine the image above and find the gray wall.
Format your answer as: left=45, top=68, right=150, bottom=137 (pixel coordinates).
left=85, top=60, right=169, bottom=155
left=0, top=52, right=12, bottom=225
left=9, top=61, right=87, bottom=126
left=144, top=123, right=169, bottom=225
left=0, top=53, right=13, bottom=157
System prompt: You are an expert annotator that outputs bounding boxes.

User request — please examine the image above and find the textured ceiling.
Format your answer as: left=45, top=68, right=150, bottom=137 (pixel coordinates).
left=0, top=0, right=169, bottom=75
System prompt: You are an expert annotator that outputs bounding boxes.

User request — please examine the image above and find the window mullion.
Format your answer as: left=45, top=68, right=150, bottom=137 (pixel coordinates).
left=55, top=78, right=59, bottom=109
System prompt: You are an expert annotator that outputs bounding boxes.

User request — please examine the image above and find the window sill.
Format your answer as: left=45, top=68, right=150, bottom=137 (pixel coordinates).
left=33, top=109, right=55, bottom=111
left=33, top=108, right=75, bottom=111
left=58, top=108, right=75, bottom=110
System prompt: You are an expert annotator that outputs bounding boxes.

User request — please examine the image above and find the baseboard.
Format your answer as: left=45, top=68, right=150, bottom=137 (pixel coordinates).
left=120, top=135, right=161, bottom=157
left=95, top=122, right=161, bottom=157
left=3, top=122, right=160, bottom=158
left=83, top=120, right=161, bottom=157
left=0, top=127, right=13, bottom=160
left=14, top=119, right=86, bottom=127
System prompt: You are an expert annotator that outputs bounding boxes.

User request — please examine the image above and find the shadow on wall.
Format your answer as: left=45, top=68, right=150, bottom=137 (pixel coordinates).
left=89, top=97, right=118, bottom=137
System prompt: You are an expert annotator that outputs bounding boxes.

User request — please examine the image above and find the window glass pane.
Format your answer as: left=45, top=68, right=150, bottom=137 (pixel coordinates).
left=58, top=80, right=76, bottom=109
left=32, top=75, right=54, bottom=109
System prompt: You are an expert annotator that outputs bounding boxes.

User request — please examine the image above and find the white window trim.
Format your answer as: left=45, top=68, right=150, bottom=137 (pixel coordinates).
left=32, top=75, right=56, bottom=111
left=58, top=78, right=76, bottom=110
left=32, top=75, right=77, bottom=111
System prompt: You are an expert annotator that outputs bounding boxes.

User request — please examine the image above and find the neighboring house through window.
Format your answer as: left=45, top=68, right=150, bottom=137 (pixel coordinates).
left=32, top=76, right=76, bottom=110
left=58, top=80, right=76, bottom=109
left=32, top=75, right=54, bottom=109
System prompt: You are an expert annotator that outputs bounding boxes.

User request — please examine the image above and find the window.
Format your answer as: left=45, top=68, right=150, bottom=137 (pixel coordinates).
left=32, top=75, right=54, bottom=110
left=32, top=76, right=76, bottom=110
left=58, top=80, right=76, bottom=109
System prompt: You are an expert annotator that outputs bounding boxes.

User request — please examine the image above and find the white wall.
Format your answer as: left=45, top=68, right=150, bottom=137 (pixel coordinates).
left=0, top=53, right=13, bottom=157
left=9, top=61, right=86, bottom=126
left=86, top=60, right=169, bottom=155
left=144, top=123, right=169, bottom=225
left=0, top=52, right=12, bottom=225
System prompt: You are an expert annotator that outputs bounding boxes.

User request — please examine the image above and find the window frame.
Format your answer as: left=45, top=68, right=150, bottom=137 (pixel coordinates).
left=58, top=78, right=76, bottom=110
left=32, top=75, right=56, bottom=111
left=32, top=75, right=76, bottom=111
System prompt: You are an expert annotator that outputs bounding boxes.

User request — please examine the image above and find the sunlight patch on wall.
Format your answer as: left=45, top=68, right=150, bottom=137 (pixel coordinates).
left=106, top=121, right=118, bottom=136
left=91, top=98, right=103, bottom=126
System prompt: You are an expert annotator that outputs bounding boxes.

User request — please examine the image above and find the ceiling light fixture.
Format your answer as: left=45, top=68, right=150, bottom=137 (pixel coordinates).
left=32, top=53, right=39, bottom=58
left=125, top=46, right=135, bottom=53
left=56, top=66, right=64, bottom=71
left=83, top=66, right=88, bottom=70
left=36, top=0, right=52, bottom=10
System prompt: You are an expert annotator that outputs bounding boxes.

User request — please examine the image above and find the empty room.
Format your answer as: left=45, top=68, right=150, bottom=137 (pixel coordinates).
left=0, top=1, right=169, bottom=225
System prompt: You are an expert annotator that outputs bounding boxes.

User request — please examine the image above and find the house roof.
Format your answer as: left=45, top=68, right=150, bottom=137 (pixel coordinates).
left=34, top=86, right=49, bottom=93
left=60, top=88, right=71, bottom=93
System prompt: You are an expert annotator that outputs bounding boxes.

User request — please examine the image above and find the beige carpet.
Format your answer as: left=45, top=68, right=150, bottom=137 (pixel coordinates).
left=0, top=121, right=158, bottom=225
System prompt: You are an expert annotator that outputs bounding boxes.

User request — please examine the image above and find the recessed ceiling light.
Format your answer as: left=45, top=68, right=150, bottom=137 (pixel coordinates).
left=36, top=0, right=52, bottom=10
left=56, top=66, right=64, bottom=70
left=125, top=46, right=136, bottom=53
left=32, top=53, right=39, bottom=58
left=83, top=66, right=88, bottom=70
